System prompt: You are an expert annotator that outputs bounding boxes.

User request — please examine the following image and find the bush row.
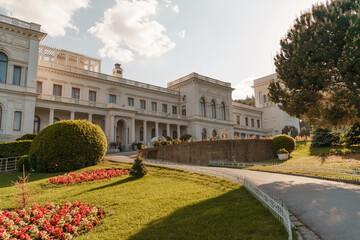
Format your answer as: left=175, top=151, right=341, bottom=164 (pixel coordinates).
left=0, top=140, right=33, bottom=158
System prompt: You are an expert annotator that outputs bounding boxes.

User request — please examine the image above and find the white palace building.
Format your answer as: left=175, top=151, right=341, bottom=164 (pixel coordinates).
left=0, top=15, right=299, bottom=150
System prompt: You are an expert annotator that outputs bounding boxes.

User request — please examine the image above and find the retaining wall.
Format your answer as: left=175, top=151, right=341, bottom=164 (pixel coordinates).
left=139, top=139, right=275, bottom=166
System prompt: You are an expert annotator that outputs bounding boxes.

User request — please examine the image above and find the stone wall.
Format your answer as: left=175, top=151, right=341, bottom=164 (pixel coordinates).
left=139, top=139, right=275, bottom=166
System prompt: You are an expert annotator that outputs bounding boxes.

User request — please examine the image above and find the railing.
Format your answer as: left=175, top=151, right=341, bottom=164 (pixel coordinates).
left=0, top=156, right=20, bottom=172
left=144, top=159, right=293, bottom=240
left=209, top=160, right=277, bottom=167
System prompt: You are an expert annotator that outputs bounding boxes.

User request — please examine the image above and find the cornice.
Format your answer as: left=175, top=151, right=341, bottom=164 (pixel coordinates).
left=0, top=22, right=46, bottom=41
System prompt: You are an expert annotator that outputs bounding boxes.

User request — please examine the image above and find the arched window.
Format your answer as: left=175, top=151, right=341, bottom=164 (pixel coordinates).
left=210, top=100, right=216, bottom=118
left=151, top=128, right=155, bottom=138
left=220, top=102, right=226, bottom=120
left=199, top=98, right=206, bottom=117
left=201, top=128, right=207, bottom=140
left=172, top=130, right=177, bottom=139
left=53, top=117, right=60, bottom=123
left=0, top=52, right=8, bottom=83
left=212, top=130, right=217, bottom=138
left=140, top=127, right=144, bottom=141
left=0, top=105, right=2, bottom=129
left=33, top=116, right=40, bottom=133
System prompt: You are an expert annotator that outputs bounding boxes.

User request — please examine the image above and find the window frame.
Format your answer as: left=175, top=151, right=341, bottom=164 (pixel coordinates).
left=257, top=119, right=261, bottom=128
left=172, top=105, right=177, bottom=115
left=13, top=66, right=21, bottom=85
left=109, top=94, right=116, bottom=104
left=0, top=105, right=2, bottom=129
left=0, top=52, right=8, bottom=84
left=162, top=104, right=167, bottom=113
left=128, top=97, right=134, bottom=106
left=72, top=87, right=80, bottom=99
left=151, top=102, right=157, bottom=111
left=89, top=90, right=97, bottom=102
left=210, top=100, right=216, bottom=118
left=245, top=117, right=249, bottom=126
left=13, top=111, right=22, bottom=131
left=140, top=100, right=146, bottom=110
left=33, top=116, right=40, bottom=134
left=236, top=115, right=240, bottom=125
left=200, top=98, right=206, bottom=117
left=36, top=81, right=43, bottom=93
left=53, top=84, right=62, bottom=97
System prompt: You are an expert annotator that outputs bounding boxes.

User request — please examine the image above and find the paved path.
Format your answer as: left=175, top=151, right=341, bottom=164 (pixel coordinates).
left=107, top=154, right=360, bottom=240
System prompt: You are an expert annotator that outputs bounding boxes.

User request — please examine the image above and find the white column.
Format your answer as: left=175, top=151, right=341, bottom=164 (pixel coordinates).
left=110, top=115, right=115, bottom=141
left=104, top=115, right=110, bottom=139
left=131, top=118, right=136, bottom=143
left=49, top=109, right=54, bottom=125
left=88, top=113, right=93, bottom=122
left=143, top=120, right=147, bottom=144
left=177, top=125, right=181, bottom=139
left=70, top=111, right=75, bottom=120
left=155, top=122, right=159, bottom=137
left=166, top=123, right=170, bottom=137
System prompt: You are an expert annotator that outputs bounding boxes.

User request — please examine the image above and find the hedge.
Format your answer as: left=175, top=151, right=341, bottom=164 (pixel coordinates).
left=16, top=133, right=37, bottom=141
left=0, top=140, right=33, bottom=158
left=272, top=134, right=296, bottom=154
left=29, top=120, right=107, bottom=173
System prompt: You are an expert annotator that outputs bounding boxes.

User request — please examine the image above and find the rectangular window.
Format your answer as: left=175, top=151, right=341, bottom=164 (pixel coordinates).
left=181, top=105, right=186, bottom=116
left=13, top=66, right=21, bottom=85
left=109, top=94, right=116, bottom=103
left=172, top=106, right=177, bottom=114
left=257, top=119, right=261, bottom=128
left=151, top=102, right=157, bottom=111
left=89, top=90, right=97, bottom=102
left=251, top=118, right=255, bottom=127
left=13, top=111, right=21, bottom=131
left=245, top=117, right=249, bottom=126
left=140, top=100, right=146, bottom=109
left=236, top=115, right=240, bottom=125
left=36, top=81, right=43, bottom=93
left=72, top=88, right=80, bottom=99
left=162, top=104, right=167, bottom=113
left=53, top=84, right=62, bottom=96
left=128, top=97, right=134, bottom=106
left=0, top=61, right=6, bottom=83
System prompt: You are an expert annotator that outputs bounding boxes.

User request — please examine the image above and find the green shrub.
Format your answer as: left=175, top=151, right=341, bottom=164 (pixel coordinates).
left=164, top=135, right=172, bottom=141
left=0, top=140, right=33, bottom=158
left=277, top=148, right=289, bottom=154
left=130, top=154, right=148, bottom=177
left=272, top=134, right=296, bottom=154
left=344, top=122, right=360, bottom=146
left=29, top=120, right=107, bottom=173
left=16, top=155, right=30, bottom=171
left=281, top=125, right=298, bottom=138
left=180, top=134, right=192, bottom=141
left=16, top=133, right=37, bottom=141
left=311, top=128, right=340, bottom=147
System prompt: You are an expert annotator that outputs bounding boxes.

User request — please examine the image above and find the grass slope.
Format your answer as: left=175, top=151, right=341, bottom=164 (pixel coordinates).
left=248, top=142, right=360, bottom=181
left=0, top=161, right=288, bottom=240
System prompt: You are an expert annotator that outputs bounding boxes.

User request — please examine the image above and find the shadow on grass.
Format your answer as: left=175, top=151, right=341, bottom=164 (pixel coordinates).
left=0, top=171, right=63, bottom=189
left=128, top=187, right=288, bottom=240
left=73, top=176, right=138, bottom=196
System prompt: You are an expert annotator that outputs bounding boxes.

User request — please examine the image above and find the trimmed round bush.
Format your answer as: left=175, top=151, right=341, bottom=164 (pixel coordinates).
left=16, top=155, right=30, bottom=171
left=29, top=120, right=107, bottom=173
left=272, top=134, right=296, bottom=154
left=16, top=133, right=37, bottom=141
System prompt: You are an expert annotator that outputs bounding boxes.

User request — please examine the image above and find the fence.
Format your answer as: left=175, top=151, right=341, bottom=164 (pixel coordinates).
left=145, top=159, right=293, bottom=240
left=209, top=161, right=360, bottom=182
left=0, top=156, right=20, bottom=172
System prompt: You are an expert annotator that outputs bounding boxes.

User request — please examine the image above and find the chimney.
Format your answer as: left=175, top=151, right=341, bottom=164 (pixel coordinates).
left=112, top=63, right=123, bottom=78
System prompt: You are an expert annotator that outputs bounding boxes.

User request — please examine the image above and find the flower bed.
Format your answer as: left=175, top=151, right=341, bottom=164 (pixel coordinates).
left=0, top=201, right=103, bottom=240
left=49, top=169, right=129, bottom=185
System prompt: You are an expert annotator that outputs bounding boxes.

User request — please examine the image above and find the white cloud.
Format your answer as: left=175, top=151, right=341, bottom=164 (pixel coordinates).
left=178, top=30, right=186, bottom=38
left=232, top=77, right=255, bottom=100
left=172, top=5, right=179, bottom=14
left=0, top=0, right=89, bottom=37
left=88, top=0, right=176, bottom=63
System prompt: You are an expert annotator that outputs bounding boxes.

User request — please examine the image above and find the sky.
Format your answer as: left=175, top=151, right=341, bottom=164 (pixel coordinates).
left=0, top=0, right=326, bottom=99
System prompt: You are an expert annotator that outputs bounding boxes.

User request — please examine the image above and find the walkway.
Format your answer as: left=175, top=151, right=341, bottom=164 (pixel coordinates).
left=107, top=154, right=360, bottom=240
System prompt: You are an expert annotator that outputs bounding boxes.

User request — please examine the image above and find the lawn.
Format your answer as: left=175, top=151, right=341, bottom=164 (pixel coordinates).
left=247, top=142, right=360, bottom=181
left=0, top=161, right=288, bottom=240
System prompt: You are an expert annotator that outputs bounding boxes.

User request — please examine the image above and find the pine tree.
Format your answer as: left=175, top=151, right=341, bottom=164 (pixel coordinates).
left=12, top=165, right=34, bottom=209
left=130, top=153, right=148, bottom=178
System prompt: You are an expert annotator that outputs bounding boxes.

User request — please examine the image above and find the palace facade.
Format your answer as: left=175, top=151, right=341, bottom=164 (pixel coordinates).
left=0, top=15, right=299, bottom=150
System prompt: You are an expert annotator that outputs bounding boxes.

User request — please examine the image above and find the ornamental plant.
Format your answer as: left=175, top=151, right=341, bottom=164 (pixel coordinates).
left=29, top=120, right=107, bottom=173
left=0, top=201, right=103, bottom=240
left=130, top=154, right=147, bottom=178
left=49, top=169, right=129, bottom=185
left=277, top=148, right=289, bottom=154
left=272, top=134, right=296, bottom=155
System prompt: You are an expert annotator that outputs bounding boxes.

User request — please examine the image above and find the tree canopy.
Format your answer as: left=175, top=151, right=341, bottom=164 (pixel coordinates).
left=269, top=0, right=360, bottom=127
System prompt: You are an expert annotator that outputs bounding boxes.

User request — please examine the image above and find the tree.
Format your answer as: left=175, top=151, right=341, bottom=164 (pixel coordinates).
left=130, top=153, right=148, bottom=178
left=233, top=96, right=255, bottom=107
left=281, top=125, right=299, bottom=138
left=269, top=0, right=360, bottom=127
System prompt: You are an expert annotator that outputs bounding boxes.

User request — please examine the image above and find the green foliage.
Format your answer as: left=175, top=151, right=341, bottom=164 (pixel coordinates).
left=16, top=155, right=30, bottom=171
left=16, top=133, right=37, bottom=141
left=281, top=125, right=298, bottom=138
left=311, top=128, right=340, bottom=147
left=180, top=134, right=192, bottom=141
left=233, top=96, right=255, bottom=107
left=277, top=148, right=289, bottom=154
left=270, top=0, right=360, bottom=126
left=0, top=140, right=33, bottom=158
left=343, top=122, right=360, bottom=146
left=130, top=154, right=148, bottom=178
left=272, top=134, right=296, bottom=154
left=29, top=120, right=107, bottom=173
